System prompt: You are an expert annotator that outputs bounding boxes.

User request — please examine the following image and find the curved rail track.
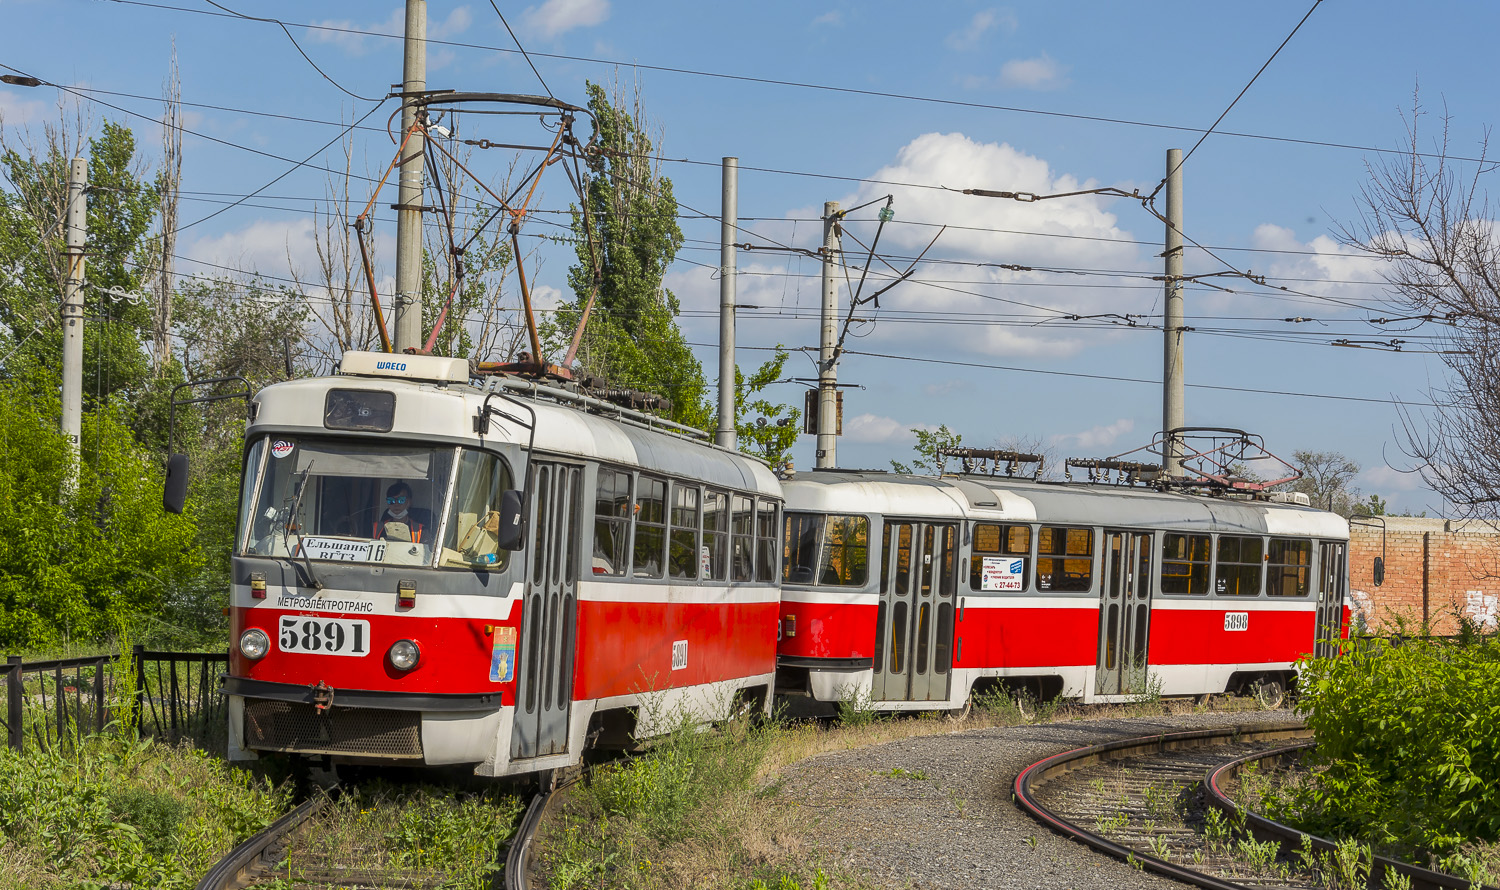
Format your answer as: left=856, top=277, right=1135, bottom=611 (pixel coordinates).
left=194, top=778, right=569, bottom=890
left=1015, top=724, right=1496, bottom=890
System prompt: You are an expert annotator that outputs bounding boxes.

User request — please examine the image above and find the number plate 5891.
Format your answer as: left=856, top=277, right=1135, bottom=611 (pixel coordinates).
left=278, top=616, right=370, bottom=656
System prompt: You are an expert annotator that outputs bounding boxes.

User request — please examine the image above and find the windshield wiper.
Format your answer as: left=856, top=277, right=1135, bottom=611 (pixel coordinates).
left=282, top=464, right=323, bottom=590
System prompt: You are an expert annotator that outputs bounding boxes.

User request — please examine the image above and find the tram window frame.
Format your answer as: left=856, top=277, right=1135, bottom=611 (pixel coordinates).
left=755, top=499, right=780, bottom=583
left=1215, top=535, right=1264, bottom=597
left=591, top=467, right=632, bottom=578
left=782, top=513, right=871, bottom=588
left=1267, top=538, right=1313, bottom=597
left=703, top=489, right=730, bottom=582
left=437, top=448, right=515, bottom=572
left=1035, top=526, right=1095, bottom=593
left=668, top=483, right=701, bottom=581
left=1160, top=533, right=1212, bottom=596
left=969, top=523, right=1031, bottom=593
left=633, top=474, right=668, bottom=580
left=731, top=495, right=755, bottom=582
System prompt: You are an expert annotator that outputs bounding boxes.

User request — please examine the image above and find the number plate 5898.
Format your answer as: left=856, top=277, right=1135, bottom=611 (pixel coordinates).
left=278, top=616, right=370, bottom=656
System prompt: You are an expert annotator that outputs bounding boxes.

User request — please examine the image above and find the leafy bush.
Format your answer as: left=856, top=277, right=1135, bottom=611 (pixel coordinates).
left=1272, top=635, right=1500, bottom=858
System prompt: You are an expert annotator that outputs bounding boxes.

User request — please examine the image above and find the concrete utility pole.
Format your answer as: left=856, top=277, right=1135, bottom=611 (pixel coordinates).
left=716, top=157, right=739, bottom=449
left=1162, top=148, right=1186, bottom=478
left=61, top=156, right=87, bottom=475
left=817, top=201, right=841, bottom=469
left=392, top=0, right=427, bottom=353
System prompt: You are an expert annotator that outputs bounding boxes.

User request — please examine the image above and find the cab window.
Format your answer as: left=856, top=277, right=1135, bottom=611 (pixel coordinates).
left=1267, top=538, right=1312, bottom=597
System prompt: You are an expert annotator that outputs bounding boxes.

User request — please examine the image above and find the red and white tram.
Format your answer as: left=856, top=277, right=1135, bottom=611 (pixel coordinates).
left=775, top=469, right=1350, bottom=711
left=221, top=352, right=781, bottom=776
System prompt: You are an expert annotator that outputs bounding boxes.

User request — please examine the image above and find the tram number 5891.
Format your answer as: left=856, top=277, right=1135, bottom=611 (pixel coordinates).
left=278, top=616, right=371, bottom=656
left=1223, top=612, right=1250, bottom=632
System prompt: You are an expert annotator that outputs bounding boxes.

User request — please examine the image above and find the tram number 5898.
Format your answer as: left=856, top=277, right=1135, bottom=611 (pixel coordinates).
left=1223, top=612, right=1250, bottom=632
left=278, top=616, right=371, bottom=656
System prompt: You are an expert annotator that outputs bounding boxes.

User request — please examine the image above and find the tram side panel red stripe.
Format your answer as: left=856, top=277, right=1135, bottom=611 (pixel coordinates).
left=954, top=606, right=1099, bottom=669
left=776, top=599, right=877, bottom=659
left=1147, top=607, right=1316, bottom=665
left=573, top=600, right=778, bottom=700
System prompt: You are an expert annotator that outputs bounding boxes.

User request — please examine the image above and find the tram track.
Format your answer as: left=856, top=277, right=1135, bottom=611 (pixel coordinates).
left=1015, top=725, right=1496, bottom=890
left=193, top=775, right=569, bottom=890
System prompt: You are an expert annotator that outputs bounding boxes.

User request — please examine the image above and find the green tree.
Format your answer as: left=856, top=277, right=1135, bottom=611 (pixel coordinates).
left=0, top=122, right=159, bottom=405
left=729, top=347, right=798, bottom=470
left=549, top=80, right=709, bottom=429
left=0, top=370, right=200, bottom=648
left=891, top=425, right=962, bottom=475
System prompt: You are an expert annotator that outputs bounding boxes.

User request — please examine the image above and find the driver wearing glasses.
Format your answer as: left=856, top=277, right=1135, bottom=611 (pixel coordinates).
left=374, top=481, right=433, bottom=544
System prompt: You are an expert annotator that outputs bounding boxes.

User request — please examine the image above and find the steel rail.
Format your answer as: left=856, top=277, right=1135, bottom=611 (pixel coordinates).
left=193, top=793, right=330, bottom=890
left=505, top=774, right=576, bottom=890
left=1013, top=724, right=1312, bottom=890
left=1206, top=744, right=1499, bottom=890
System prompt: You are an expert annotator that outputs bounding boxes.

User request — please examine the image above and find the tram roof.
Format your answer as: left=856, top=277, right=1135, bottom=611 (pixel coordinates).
left=783, top=470, right=1348, bottom=539
left=248, top=374, right=780, bottom=497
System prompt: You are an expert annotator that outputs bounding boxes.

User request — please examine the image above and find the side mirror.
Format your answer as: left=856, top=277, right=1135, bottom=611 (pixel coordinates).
left=1373, top=556, right=1385, bottom=587
left=496, top=489, right=525, bottom=551
left=164, top=453, right=190, bottom=515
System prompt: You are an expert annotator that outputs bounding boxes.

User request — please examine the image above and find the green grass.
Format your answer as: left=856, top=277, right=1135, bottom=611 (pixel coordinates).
left=0, top=734, right=289, bottom=889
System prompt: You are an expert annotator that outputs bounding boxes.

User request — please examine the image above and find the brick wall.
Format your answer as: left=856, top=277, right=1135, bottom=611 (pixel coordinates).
left=1348, top=516, right=1500, bottom=633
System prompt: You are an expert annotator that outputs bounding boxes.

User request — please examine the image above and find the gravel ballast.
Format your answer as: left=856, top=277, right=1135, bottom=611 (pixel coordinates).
left=772, top=708, right=1304, bottom=890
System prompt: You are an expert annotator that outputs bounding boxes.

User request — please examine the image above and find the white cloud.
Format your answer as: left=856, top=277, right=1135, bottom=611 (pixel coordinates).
left=186, top=217, right=323, bottom=281
left=0, top=90, right=47, bottom=126
left=997, top=53, right=1067, bottom=90
left=844, top=413, right=936, bottom=444
left=811, top=10, right=843, bottom=26
left=1248, top=223, right=1387, bottom=308
left=1361, top=464, right=1424, bottom=493
left=1051, top=418, right=1134, bottom=451
left=946, top=8, right=1016, bottom=51
left=524, top=0, right=609, bottom=38
left=307, top=5, right=471, bottom=55
left=306, top=8, right=403, bottom=55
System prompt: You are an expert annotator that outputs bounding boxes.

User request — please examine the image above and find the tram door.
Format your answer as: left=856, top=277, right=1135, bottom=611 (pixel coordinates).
left=1095, top=531, right=1153, bottom=696
left=511, top=462, right=581, bottom=760
left=871, top=520, right=958, bottom=702
left=1314, top=541, right=1348, bottom=658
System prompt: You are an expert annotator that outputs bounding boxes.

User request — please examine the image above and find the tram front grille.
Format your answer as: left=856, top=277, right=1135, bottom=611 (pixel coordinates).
left=242, top=699, right=424, bottom=759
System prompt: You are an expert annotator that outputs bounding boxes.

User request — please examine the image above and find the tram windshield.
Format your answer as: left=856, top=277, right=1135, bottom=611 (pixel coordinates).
left=782, top=512, right=870, bottom=587
left=238, top=435, right=514, bottom=570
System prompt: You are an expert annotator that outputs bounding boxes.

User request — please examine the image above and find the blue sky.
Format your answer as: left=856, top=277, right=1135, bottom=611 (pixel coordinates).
left=3, top=0, right=1495, bottom=513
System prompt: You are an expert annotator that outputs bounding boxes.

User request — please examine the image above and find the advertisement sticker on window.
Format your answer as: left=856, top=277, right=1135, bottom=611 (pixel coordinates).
left=981, top=556, right=1025, bottom=591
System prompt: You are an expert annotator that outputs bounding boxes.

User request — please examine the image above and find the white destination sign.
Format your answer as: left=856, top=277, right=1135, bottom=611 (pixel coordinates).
left=295, top=536, right=387, bottom=563
left=981, top=556, right=1025, bottom=591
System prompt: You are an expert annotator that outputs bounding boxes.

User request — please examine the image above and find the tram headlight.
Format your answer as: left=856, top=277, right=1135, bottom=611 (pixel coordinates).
left=389, top=639, right=421, bottom=671
left=239, top=628, right=270, bottom=661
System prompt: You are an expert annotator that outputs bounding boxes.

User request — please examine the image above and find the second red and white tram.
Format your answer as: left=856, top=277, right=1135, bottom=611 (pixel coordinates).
left=775, top=469, right=1350, bottom=711
left=222, top=352, right=781, bottom=776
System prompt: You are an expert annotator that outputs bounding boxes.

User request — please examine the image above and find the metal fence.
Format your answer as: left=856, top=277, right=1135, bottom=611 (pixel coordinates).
left=0, top=645, right=228, bottom=754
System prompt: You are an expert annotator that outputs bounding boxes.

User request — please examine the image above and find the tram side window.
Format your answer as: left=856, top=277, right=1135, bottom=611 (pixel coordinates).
left=1268, top=538, right=1312, bottom=596
left=1161, top=533, right=1211, bottom=595
left=703, top=490, right=729, bottom=581
left=1216, top=535, right=1264, bottom=596
left=668, top=484, right=701, bottom=580
left=1036, top=527, right=1093, bottom=592
left=439, top=449, right=514, bottom=571
left=731, top=495, right=755, bottom=582
left=592, top=469, right=631, bottom=577
left=755, top=500, right=780, bottom=582
left=633, top=475, right=667, bottom=579
left=969, top=523, right=1031, bottom=592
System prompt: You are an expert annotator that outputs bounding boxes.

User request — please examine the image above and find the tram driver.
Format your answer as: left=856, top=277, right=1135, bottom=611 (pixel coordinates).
left=374, top=481, right=433, bottom=544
